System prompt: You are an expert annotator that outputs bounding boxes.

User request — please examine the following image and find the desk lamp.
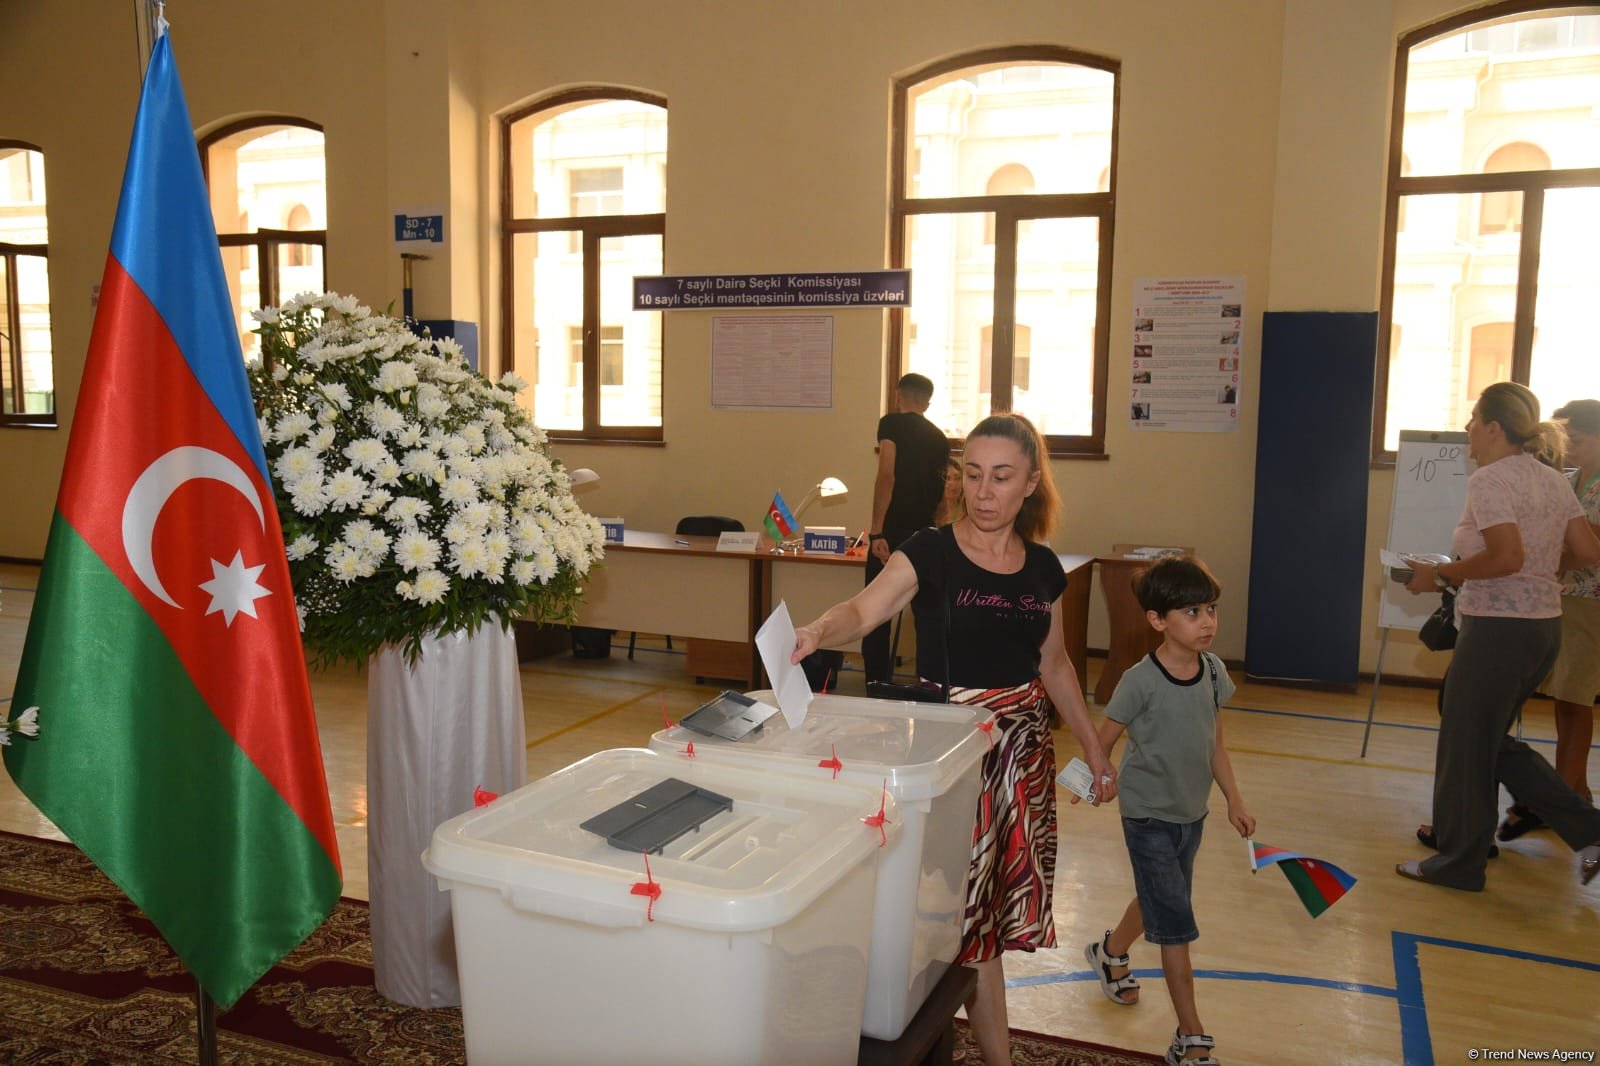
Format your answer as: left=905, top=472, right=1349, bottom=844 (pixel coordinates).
left=791, top=476, right=848, bottom=521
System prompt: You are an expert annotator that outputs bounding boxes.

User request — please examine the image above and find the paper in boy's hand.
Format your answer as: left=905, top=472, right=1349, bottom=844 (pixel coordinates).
left=1057, top=757, right=1097, bottom=803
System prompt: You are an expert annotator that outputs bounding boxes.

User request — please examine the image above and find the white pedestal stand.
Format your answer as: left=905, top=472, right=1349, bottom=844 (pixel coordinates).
left=366, top=619, right=526, bottom=1007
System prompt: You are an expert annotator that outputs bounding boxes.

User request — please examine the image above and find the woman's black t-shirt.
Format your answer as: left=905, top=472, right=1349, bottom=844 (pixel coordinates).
left=899, top=525, right=1068, bottom=689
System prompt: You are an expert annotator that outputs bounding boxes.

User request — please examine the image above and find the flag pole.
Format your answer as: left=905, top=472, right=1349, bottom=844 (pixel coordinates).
left=194, top=980, right=219, bottom=1065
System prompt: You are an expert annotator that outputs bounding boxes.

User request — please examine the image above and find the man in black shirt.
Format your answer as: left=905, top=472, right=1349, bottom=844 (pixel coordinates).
left=864, top=373, right=949, bottom=683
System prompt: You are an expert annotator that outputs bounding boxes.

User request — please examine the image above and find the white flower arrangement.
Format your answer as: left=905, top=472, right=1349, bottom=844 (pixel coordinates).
left=247, top=293, right=605, bottom=666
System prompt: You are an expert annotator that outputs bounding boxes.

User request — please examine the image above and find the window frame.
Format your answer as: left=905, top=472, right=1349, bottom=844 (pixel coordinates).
left=0, top=139, right=52, bottom=428
left=1373, top=0, right=1600, bottom=462
left=889, top=46, right=1119, bottom=458
left=500, top=87, right=666, bottom=443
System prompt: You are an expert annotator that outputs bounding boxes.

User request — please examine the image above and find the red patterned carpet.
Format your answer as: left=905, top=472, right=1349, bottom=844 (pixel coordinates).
left=0, top=830, right=1158, bottom=1064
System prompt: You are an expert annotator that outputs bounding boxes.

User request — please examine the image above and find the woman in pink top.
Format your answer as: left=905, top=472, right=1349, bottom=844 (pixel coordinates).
left=1398, top=383, right=1600, bottom=891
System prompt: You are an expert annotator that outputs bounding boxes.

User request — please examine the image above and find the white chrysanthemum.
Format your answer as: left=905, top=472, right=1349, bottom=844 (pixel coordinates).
left=293, top=370, right=315, bottom=386
left=401, top=448, right=443, bottom=480
left=286, top=533, right=319, bottom=561
left=371, top=456, right=402, bottom=486
left=318, top=382, right=353, bottom=410
left=386, top=497, right=430, bottom=525
left=499, top=371, right=528, bottom=392
left=271, top=362, right=290, bottom=382
left=14, top=707, right=39, bottom=738
left=360, top=488, right=394, bottom=516
left=510, top=558, right=536, bottom=584
left=418, top=391, right=451, bottom=420
left=394, top=530, right=442, bottom=572
left=412, top=569, right=449, bottom=604
left=442, top=513, right=476, bottom=546
left=532, top=549, right=559, bottom=583
left=251, top=306, right=282, bottom=325
left=451, top=538, right=491, bottom=578
left=374, top=360, right=419, bottom=393
left=342, top=519, right=391, bottom=562
left=395, top=579, right=417, bottom=602
left=368, top=400, right=406, bottom=436
left=274, top=411, right=315, bottom=443
left=288, top=477, right=328, bottom=516
left=324, top=470, right=368, bottom=510
left=440, top=476, right=477, bottom=507
left=343, top=437, right=389, bottom=472
left=309, top=427, right=337, bottom=454
left=325, top=542, right=364, bottom=583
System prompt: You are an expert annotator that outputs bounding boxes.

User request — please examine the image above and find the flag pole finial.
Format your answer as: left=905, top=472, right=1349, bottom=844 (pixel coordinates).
left=155, top=2, right=168, bottom=39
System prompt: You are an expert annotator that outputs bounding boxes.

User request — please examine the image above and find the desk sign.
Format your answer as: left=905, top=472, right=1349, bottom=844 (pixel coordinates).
left=633, top=270, right=910, bottom=310
left=598, top=517, right=624, bottom=544
left=803, top=527, right=848, bottom=554
left=716, top=531, right=762, bottom=552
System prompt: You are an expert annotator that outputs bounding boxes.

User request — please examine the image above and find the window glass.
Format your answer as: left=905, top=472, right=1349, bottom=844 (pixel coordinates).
left=1529, top=185, right=1600, bottom=407
left=508, top=99, right=666, bottom=219
left=0, top=144, right=52, bottom=421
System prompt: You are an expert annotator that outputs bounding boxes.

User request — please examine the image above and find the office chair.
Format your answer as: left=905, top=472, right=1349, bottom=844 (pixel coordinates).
left=627, top=515, right=745, bottom=659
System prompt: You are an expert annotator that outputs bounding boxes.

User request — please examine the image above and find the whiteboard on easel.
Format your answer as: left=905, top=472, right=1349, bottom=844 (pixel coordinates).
left=1378, top=430, right=1472, bottom=630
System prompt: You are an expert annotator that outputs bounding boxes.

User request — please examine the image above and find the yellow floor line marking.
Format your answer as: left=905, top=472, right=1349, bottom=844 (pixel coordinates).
left=526, top=687, right=665, bottom=749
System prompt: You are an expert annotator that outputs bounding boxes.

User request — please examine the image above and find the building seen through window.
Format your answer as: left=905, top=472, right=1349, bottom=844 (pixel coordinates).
left=0, top=142, right=51, bottom=424
left=201, top=120, right=327, bottom=362
left=1380, top=6, right=1600, bottom=453
left=892, top=51, right=1116, bottom=454
left=504, top=93, right=665, bottom=440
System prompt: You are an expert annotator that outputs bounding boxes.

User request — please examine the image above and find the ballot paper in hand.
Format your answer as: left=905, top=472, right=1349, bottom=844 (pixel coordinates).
left=754, top=600, right=814, bottom=729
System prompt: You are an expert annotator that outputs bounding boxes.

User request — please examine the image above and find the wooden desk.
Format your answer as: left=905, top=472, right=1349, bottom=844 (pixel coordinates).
left=1092, top=546, right=1192, bottom=705
left=1057, top=554, right=1093, bottom=684
left=576, top=535, right=1093, bottom=691
left=573, top=531, right=865, bottom=686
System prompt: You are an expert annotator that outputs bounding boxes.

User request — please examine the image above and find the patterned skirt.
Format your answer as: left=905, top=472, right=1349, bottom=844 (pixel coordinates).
left=948, top=677, right=1057, bottom=964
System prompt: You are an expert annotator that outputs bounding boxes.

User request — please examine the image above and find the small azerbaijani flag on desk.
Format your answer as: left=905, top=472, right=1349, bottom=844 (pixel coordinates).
left=1249, top=840, right=1356, bottom=918
left=763, top=491, right=798, bottom=541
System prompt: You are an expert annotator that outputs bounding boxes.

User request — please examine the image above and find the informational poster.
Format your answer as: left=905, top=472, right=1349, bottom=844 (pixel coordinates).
left=1129, top=277, right=1244, bottom=432
left=710, top=315, right=834, bottom=409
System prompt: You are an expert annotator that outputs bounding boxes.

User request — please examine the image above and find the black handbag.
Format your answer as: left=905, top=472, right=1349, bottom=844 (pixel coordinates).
left=1419, top=588, right=1458, bottom=651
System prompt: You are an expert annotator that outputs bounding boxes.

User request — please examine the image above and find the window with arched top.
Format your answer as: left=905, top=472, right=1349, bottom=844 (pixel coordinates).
left=502, top=89, right=666, bottom=440
left=200, top=118, right=327, bottom=361
left=1376, top=3, right=1600, bottom=455
left=0, top=141, right=52, bottom=424
left=891, top=47, right=1117, bottom=455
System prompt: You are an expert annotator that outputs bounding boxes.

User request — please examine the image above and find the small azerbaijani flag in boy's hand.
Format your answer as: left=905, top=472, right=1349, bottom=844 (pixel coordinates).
left=763, top=491, right=798, bottom=541
left=1248, top=840, right=1356, bottom=918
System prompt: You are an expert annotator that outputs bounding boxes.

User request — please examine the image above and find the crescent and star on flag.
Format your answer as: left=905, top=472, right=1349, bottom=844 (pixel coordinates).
left=120, top=445, right=273, bottom=627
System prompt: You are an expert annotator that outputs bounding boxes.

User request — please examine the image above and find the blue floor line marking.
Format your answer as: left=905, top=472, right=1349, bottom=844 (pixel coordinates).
left=1391, top=930, right=1600, bottom=1066
left=1006, top=966, right=1396, bottom=998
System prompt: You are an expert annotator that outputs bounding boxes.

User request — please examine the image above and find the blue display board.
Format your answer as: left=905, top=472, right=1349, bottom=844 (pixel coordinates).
left=1244, top=311, right=1377, bottom=684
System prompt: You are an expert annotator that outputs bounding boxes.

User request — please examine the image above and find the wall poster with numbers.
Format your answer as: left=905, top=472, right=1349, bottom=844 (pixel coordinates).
left=1129, top=276, right=1245, bottom=432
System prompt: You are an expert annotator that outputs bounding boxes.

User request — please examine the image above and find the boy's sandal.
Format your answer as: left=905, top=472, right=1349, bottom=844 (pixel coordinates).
left=1581, top=841, right=1599, bottom=887
left=1416, top=823, right=1498, bottom=858
left=1496, top=803, right=1545, bottom=842
left=1084, top=931, right=1139, bottom=1005
left=1165, top=1029, right=1219, bottom=1066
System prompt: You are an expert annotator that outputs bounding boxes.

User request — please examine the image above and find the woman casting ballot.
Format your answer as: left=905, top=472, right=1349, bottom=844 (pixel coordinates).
left=790, top=413, right=1116, bottom=1066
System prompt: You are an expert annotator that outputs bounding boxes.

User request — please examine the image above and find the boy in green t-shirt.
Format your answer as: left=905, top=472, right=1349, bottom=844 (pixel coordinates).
left=1078, top=555, right=1254, bottom=1066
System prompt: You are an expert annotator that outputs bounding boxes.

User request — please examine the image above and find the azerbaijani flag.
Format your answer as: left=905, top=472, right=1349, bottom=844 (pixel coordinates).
left=763, top=491, right=798, bottom=541
left=1249, top=840, right=1356, bottom=918
left=3, top=29, right=340, bottom=1008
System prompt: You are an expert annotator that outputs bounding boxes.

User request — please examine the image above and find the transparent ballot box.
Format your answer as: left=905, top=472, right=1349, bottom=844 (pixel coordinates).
left=425, top=747, right=897, bottom=1066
